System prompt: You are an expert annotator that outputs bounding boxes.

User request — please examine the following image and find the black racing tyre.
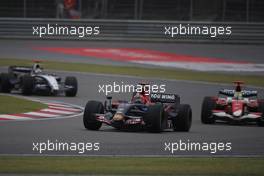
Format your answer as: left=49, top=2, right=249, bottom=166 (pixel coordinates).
left=144, top=103, right=164, bottom=133
left=257, top=101, right=264, bottom=127
left=201, top=96, right=216, bottom=124
left=8, top=66, right=15, bottom=74
left=65, top=76, right=78, bottom=97
left=0, top=73, right=13, bottom=93
left=21, top=75, right=35, bottom=95
left=173, top=104, right=192, bottom=132
left=83, top=101, right=104, bottom=130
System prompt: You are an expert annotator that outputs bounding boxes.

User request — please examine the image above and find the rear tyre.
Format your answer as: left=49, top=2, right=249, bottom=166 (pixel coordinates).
left=201, top=96, right=216, bottom=124
left=0, top=73, right=13, bottom=93
left=144, top=103, right=164, bottom=133
left=21, top=75, right=35, bottom=95
left=65, top=76, right=78, bottom=97
left=257, top=101, right=264, bottom=127
left=173, top=104, right=192, bottom=132
left=83, top=101, right=104, bottom=130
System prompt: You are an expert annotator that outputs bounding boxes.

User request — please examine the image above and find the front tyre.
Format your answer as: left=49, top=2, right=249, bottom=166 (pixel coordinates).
left=257, top=101, right=264, bottom=127
left=83, top=101, right=104, bottom=130
left=21, top=75, right=35, bottom=95
left=201, top=96, right=216, bottom=124
left=144, top=103, right=164, bottom=133
left=0, top=73, right=13, bottom=93
left=65, top=76, right=78, bottom=97
left=173, top=104, right=192, bottom=132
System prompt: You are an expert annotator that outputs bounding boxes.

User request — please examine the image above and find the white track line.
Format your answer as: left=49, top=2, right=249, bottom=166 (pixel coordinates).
left=24, top=112, right=59, bottom=117
left=46, top=103, right=73, bottom=108
left=0, top=115, right=32, bottom=120
left=48, top=106, right=81, bottom=112
left=41, top=108, right=74, bottom=115
left=0, top=95, right=84, bottom=122
left=132, top=61, right=264, bottom=72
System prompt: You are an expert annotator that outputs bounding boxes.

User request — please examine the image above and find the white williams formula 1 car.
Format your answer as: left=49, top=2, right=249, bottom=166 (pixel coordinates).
left=0, top=63, right=78, bottom=96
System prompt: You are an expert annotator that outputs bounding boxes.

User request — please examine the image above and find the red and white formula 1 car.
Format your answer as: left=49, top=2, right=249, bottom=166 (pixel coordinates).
left=201, top=81, right=264, bottom=126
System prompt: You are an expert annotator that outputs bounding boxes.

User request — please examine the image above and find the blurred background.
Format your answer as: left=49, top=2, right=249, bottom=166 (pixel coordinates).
left=0, top=0, right=263, bottom=22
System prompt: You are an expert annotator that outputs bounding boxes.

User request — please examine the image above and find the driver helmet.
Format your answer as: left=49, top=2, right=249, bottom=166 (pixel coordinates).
left=133, top=93, right=145, bottom=104
left=33, top=63, right=42, bottom=73
left=234, top=82, right=243, bottom=99
left=234, top=91, right=243, bottom=100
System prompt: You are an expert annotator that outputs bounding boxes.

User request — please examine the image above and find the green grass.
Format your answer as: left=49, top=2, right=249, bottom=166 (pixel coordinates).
left=0, top=58, right=263, bottom=87
left=0, top=95, right=47, bottom=114
left=0, top=157, right=263, bottom=175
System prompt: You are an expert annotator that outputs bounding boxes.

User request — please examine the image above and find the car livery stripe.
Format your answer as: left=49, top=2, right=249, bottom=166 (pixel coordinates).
left=0, top=100, right=83, bottom=121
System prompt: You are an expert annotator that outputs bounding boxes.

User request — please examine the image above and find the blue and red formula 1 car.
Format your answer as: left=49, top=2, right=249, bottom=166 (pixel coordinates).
left=83, top=83, right=192, bottom=133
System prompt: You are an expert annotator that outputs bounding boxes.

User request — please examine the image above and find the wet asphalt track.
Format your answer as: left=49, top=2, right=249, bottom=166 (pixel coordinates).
left=0, top=40, right=264, bottom=156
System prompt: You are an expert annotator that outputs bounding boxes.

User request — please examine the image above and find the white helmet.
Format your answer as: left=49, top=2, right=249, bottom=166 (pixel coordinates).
left=33, top=63, right=42, bottom=74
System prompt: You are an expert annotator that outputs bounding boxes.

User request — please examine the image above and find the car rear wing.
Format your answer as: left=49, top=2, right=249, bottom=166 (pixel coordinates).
left=219, top=89, right=257, bottom=98
left=219, top=89, right=234, bottom=97
left=8, top=66, right=32, bottom=74
left=242, top=90, right=257, bottom=97
left=150, top=93, right=180, bottom=104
